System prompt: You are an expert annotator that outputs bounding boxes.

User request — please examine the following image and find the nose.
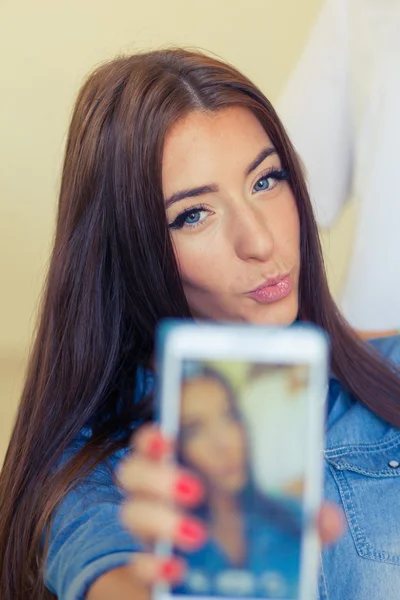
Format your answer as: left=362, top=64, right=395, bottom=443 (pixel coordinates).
left=210, top=421, right=238, bottom=454
left=230, top=204, right=274, bottom=262
left=211, top=428, right=231, bottom=452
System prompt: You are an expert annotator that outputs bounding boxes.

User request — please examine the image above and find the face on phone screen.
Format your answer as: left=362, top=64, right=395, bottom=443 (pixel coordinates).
left=172, top=360, right=310, bottom=599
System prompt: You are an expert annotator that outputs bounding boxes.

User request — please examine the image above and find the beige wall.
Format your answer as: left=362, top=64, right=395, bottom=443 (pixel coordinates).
left=0, top=0, right=354, bottom=459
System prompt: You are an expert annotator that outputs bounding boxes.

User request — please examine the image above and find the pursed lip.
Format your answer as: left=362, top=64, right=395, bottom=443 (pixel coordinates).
left=249, top=273, right=290, bottom=293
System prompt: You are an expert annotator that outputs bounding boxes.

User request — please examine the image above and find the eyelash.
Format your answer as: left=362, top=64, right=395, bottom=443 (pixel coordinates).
left=168, top=204, right=209, bottom=230
left=168, top=167, right=290, bottom=230
left=253, top=167, right=290, bottom=192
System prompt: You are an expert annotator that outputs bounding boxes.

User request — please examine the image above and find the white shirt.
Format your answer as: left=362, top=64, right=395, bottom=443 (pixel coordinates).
left=278, top=0, right=400, bottom=329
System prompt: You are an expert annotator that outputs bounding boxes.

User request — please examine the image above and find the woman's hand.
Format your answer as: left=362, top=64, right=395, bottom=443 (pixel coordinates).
left=118, top=426, right=345, bottom=587
left=118, top=425, right=207, bottom=585
left=318, top=502, right=345, bottom=545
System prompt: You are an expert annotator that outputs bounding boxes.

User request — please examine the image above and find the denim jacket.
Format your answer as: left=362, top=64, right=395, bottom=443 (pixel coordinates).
left=321, top=335, right=400, bottom=600
left=45, top=336, right=400, bottom=600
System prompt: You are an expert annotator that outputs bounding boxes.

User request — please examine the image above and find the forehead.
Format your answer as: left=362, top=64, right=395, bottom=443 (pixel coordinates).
left=162, top=106, right=272, bottom=194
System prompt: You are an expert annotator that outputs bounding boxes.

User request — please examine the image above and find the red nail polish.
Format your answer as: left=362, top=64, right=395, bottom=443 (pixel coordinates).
left=176, top=518, right=207, bottom=549
left=159, top=557, right=186, bottom=582
left=146, top=431, right=169, bottom=459
left=174, top=475, right=204, bottom=506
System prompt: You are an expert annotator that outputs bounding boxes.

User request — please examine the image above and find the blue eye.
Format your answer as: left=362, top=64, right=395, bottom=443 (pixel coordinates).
left=252, top=168, right=290, bottom=194
left=185, top=211, right=201, bottom=224
left=254, top=177, right=272, bottom=192
left=168, top=205, right=210, bottom=230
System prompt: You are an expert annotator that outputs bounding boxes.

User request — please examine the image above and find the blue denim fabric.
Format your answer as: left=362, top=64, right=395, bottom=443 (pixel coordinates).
left=321, top=336, right=400, bottom=600
left=44, top=336, right=400, bottom=600
left=173, top=507, right=302, bottom=599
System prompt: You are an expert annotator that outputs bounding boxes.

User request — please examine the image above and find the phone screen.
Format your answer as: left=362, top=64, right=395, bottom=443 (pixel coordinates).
left=169, top=359, right=312, bottom=600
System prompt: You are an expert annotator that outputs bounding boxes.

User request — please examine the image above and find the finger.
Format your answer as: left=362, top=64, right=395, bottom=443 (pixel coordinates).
left=318, top=503, right=346, bottom=545
left=120, top=500, right=207, bottom=551
left=131, top=553, right=186, bottom=585
left=117, top=456, right=204, bottom=507
left=132, top=425, right=173, bottom=461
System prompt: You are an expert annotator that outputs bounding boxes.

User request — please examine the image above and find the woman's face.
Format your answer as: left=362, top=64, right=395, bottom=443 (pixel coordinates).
left=162, top=106, right=300, bottom=325
left=180, top=376, right=247, bottom=494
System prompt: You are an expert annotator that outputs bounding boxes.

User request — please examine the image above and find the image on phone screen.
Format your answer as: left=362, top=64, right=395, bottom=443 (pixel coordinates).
left=169, top=359, right=311, bottom=600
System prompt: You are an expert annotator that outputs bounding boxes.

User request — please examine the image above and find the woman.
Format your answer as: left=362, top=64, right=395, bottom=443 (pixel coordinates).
left=0, top=48, right=398, bottom=600
left=177, top=367, right=301, bottom=598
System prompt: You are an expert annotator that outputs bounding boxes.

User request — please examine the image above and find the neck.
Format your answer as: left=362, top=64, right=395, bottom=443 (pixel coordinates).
left=210, top=489, right=240, bottom=520
left=209, top=490, right=245, bottom=565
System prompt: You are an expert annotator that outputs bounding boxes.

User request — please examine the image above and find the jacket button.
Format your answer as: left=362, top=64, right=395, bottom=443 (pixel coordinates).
left=388, top=460, right=400, bottom=468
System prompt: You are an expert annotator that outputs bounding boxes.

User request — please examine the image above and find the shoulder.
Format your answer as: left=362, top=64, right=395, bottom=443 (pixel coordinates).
left=326, top=335, right=400, bottom=448
left=367, top=335, right=400, bottom=366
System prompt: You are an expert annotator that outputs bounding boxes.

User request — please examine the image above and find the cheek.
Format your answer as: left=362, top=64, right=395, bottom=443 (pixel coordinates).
left=259, top=193, right=300, bottom=272
left=173, top=235, right=228, bottom=290
left=230, top=426, right=246, bottom=459
left=277, top=196, right=300, bottom=252
left=184, top=439, right=215, bottom=476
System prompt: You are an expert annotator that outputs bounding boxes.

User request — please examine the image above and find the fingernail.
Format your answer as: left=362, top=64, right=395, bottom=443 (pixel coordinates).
left=176, top=518, right=207, bottom=549
left=174, top=474, right=204, bottom=506
left=158, top=557, right=186, bottom=582
left=146, top=431, right=169, bottom=459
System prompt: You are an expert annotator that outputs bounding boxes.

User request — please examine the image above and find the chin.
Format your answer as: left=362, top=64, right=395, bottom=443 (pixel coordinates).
left=244, top=296, right=299, bottom=326
left=220, top=474, right=248, bottom=494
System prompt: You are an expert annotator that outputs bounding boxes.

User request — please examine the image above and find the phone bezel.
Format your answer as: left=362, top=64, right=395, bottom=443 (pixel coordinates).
left=155, top=323, right=328, bottom=600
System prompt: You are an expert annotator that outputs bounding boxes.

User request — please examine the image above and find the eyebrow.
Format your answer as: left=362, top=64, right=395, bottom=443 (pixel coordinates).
left=165, top=146, right=277, bottom=208
left=165, top=184, right=218, bottom=209
left=245, top=146, right=277, bottom=176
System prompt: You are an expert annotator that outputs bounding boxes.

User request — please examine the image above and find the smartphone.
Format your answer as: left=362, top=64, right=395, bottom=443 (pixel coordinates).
left=155, top=322, right=329, bottom=600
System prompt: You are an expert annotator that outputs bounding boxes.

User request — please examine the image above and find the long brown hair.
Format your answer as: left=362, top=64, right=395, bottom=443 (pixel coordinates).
left=1, top=48, right=399, bottom=600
